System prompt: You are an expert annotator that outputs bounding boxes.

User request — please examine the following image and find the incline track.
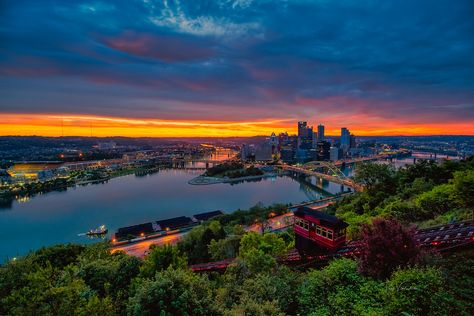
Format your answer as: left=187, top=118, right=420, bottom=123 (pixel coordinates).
left=190, top=220, right=474, bottom=272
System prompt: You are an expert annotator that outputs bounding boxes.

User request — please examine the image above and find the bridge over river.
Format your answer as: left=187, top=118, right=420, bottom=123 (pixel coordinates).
left=280, top=162, right=364, bottom=192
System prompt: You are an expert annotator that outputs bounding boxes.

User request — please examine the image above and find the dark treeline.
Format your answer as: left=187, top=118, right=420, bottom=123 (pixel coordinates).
left=204, top=162, right=264, bottom=178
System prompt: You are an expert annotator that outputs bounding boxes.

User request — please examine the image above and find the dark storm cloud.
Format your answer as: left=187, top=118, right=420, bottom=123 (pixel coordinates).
left=0, top=0, right=473, bottom=123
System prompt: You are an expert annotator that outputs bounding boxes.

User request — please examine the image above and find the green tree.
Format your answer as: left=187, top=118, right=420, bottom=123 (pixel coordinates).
left=383, top=267, right=457, bottom=316
left=209, top=234, right=242, bottom=260
left=178, top=220, right=226, bottom=263
left=398, top=177, right=434, bottom=199
left=127, top=268, right=218, bottom=316
left=140, top=244, right=187, bottom=278
left=415, top=184, right=459, bottom=217
left=452, top=170, right=474, bottom=207
left=381, top=198, right=423, bottom=222
left=224, top=297, right=284, bottom=316
left=397, top=160, right=444, bottom=186
left=238, top=266, right=301, bottom=314
left=77, top=250, right=141, bottom=312
left=235, top=232, right=287, bottom=275
left=354, top=163, right=396, bottom=194
left=238, top=232, right=287, bottom=258
left=1, top=264, right=114, bottom=316
left=78, top=252, right=141, bottom=295
left=32, top=243, right=86, bottom=269
left=436, top=249, right=474, bottom=315
left=299, top=258, right=383, bottom=316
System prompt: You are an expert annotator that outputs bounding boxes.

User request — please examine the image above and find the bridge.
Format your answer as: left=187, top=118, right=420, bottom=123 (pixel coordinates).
left=173, top=158, right=233, bottom=164
left=333, top=156, right=379, bottom=166
left=288, top=192, right=354, bottom=209
left=281, top=162, right=364, bottom=192
left=171, top=156, right=238, bottom=169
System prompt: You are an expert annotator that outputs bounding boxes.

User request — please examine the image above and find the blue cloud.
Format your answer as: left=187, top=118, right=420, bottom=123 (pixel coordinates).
left=0, top=0, right=473, bottom=123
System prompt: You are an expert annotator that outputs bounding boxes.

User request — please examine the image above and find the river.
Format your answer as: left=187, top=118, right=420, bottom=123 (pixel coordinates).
left=0, top=168, right=348, bottom=261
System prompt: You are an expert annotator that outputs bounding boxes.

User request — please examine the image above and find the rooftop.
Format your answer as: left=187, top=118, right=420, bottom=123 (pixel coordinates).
left=294, top=207, right=348, bottom=229
left=193, top=210, right=224, bottom=222
left=156, top=216, right=194, bottom=231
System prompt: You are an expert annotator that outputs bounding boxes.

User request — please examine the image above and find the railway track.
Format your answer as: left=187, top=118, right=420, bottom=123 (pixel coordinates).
left=190, top=220, right=474, bottom=272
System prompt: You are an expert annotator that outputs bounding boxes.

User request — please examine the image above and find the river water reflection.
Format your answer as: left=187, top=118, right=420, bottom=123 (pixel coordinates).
left=0, top=168, right=348, bottom=260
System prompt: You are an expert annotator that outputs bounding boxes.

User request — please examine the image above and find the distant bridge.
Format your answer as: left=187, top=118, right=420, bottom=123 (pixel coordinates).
left=172, top=158, right=227, bottom=164
left=281, top=162, right=364, bottom=192
left=333, top=156, right=379, bottom=166
left=288, top=192, right=354, bottom=209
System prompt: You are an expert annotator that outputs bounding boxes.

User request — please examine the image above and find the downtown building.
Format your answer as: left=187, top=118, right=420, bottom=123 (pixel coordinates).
left=340, top=127, right=357, bottom=158
left=317, top=124, right=325, bottom=141
left=298, top=121, right=314, bottom=151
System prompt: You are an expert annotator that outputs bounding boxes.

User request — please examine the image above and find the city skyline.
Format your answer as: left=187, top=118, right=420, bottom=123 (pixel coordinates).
left=1, top=114, right=472, bottom=137
left=1, top=1, right=473, bottom=137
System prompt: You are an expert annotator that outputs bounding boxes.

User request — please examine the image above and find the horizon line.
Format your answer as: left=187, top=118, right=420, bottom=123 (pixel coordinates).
left=1, top=134, right=474, bottom=138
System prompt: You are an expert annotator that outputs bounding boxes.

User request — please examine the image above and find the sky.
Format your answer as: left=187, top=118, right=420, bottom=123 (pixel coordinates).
left=0, top=0, right=473, bottom=137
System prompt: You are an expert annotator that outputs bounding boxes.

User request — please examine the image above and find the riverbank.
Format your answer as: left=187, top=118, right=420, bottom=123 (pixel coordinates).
left=0, top=163, right=170, bottom=208
left=188, top=172, right=279, bottom=185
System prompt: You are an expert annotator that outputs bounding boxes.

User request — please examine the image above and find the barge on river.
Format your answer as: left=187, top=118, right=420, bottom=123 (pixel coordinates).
left=113, top=210, right=224, bottom=242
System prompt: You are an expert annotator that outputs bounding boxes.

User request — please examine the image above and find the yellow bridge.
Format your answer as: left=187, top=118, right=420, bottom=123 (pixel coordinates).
left=280, top=162, right=364, bottom=192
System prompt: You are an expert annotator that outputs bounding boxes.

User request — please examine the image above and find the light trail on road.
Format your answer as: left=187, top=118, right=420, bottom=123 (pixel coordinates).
left=111, top=232, right=185, bottom=258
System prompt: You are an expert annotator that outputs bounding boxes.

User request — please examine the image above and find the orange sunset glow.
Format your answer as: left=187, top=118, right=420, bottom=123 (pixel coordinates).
left=2, top=113, right=473, bottom=137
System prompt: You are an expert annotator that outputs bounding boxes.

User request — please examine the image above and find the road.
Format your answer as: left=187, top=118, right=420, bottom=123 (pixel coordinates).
left=111, top=232, right=185, bottom=258
left=247, top=204, right=331, bottom=233
left=247, top=212, right=294, bottom=233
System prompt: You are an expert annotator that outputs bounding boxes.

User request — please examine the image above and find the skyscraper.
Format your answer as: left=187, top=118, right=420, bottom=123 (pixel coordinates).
left=340, top=127, right=351, bottom=151
left=317, top=124, right=325, bottom=141
left=312, top=131, right=318, bottom=148
left=330, top=147, right=340, bottom=161
left=298, top=121, right=308, bottom=138
left=297, top=121, right=313, bottom=150
left=269, top=132, right=278, bottom=154
left=350, top=134, right=356, bottom=149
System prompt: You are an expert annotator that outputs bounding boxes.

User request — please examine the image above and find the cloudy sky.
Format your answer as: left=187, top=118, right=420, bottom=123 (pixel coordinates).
left=1, top=0, right=473, bottom=136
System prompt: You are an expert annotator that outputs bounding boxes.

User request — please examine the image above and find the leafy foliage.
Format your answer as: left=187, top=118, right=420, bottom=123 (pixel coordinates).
left=453, top=170, right=474, bottom=207
left=127, top=268, right=218, bottom=316
left=299, top=259, right=383, bottom=316
left=204, top=162, right=244, bottom=177
left=383, top=267, right=457, bottom=316
left=178, top=220, right=226, bottom=263
left=140, top=245, right=187, bottom=278
left=354, top=162, right=396, bottom=194
left=209, top=234, right=242, bottom=260
left=333, top=159, right=474, bottom=235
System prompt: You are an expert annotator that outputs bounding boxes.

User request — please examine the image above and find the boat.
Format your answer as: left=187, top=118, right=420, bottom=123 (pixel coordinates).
left=86, top=225, right=108, bottom=236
